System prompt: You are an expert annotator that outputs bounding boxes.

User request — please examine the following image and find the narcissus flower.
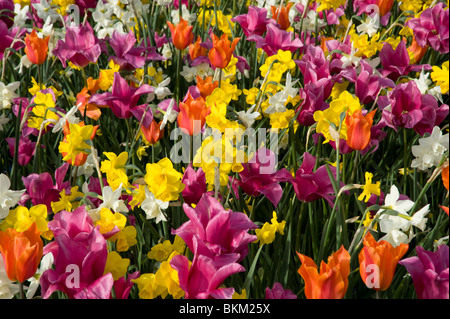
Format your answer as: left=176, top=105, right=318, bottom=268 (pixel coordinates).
left=24, top=30, right=49, bottom=65
left=0, top=223, right=43, bottom=283
left=167, top=17, right=194, bottom=51
left=144, top=158, right=185, bottom=202
left=208, top=34, right=240, bottom=69
left=358, top=172, right=381, bottom=202
left=297, top=245, right=351, bottom=299
left=59, top=122, right=98, bottom=166
left=358, top=232, right=408, bottom=291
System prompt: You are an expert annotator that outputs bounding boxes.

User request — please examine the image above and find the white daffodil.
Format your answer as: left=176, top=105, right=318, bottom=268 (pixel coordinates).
left=147, top=77, right=172, bottom=102
left=356, top=13, right=380, bottom=37
left=236, top=104, right=260, bottom=128
left=0, top=113, right=9, bottom=131
left=26, top=253, right=54, bottom=299
left=159, top=98, right=178, bottom=131
left=411, top=126, right=449, bottom=171
left=141, top=187, right=169, bottom=223
left=377, top=185, right=414, bottom=216
left=265, top=73, right=298, bottom=114
left=0, top=174, right=26, bottom=219
left=89, top=184, right=129, bottom=222
left=0, top=258, right=20, bottom=299
left=52, top=104, right=81, bottom=133
left=0, top=81, right=20, bottom=110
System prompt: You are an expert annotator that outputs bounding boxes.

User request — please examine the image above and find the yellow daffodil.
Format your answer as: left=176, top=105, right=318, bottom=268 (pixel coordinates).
left=50, top=186, right=84, bottom=213
left=431, top=61, right=449, bottom=94
left=254, top=211, right=285, bottom=246
left=358, top=172, right=381, bottom=202
left=147, top=236, right=186, bottom=262
left=95, top=207, right=127, bottom=235
left=144, top=158, right=185, bottom=202
left=0, top=204, right=53, bottom=240
left=104, top=251, right=130, bottom=281
left=109, top=226, right=138, bottom=252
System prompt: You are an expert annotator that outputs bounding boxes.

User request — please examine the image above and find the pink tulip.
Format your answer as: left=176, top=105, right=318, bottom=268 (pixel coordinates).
left=399, top=245, right=449, bottom=299
left=170, top=237, right=244, bottom=299
left=173, top=194, right=257, bottom=265
left=53, top=21, right=102, bottom=68
left=40, top=206, right=115, bottom=299
left=236, top=147, right=293, bottom=207
left=232, top=6, right=272, bottom=37
left=109, top=30, right=146, bottom=71
left=265, top=282, right=297, bottom=299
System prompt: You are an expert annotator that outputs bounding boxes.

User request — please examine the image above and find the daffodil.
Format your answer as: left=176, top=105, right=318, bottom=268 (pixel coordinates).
left=144, top=158, right=185, bottom=202
left=255, top=211, right=286, bottom=246
left=104, top=251, right=130, bottom=281
left=431, top=61, right=449, bottom=95
left=357, top=172, right=381, bottom=202
left=100, top=151, right=131, bottom=190
left=27, top=92, right=59, bottom=130
left=147, top=236, right=185, bottom=262
left=0, top=204, right=53, bottom=240
left=95, top=207, right=127, bottom=235
left=50, top=186, right=84, bottom=213
left=109, top=226, right=138, bottom=252
left=58, top=123, right=96, bottom=164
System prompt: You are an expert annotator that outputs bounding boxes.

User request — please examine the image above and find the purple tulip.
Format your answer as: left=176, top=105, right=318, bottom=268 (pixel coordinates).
left=172, top=194, right=257, bottom=265
left=379, top=41, right=431, bottom=82
left=53, top=21, right=102, bottom=68
left=40, top=206, right=114, bottom=299
left=290, top=152, right=341, bottom=207
left=405, top=2, right=449, bottom=54
left=21, top=163, right=70, bottom=211
left=232, top=6, right=272, bottom=37
left=5, top=134, right=36, bottom=166
left=236, top=147, right=293, bottom=207
left=181, top=164, right=207, bottom=206
left=265, top=282, right=297, bottom=299
left=109, top=30, right=146, bottom=71
left=0, top=0, right=14, bottom=29
left=296, top=82, right=329, bottom=126
left=0, top=21, right=25, bottom=60
left=112, top=271, right=140, bottom=299
left=399, top=245, right=449, bottom=299
left=248, top=23, right=303, bottom=56
left=379, top=80, right=449, bottom=135
left=90, top=73, right=154, bottom=127
left=170, top=236, right=245, bottom=299
left=355, top=60, right=396, bottom=105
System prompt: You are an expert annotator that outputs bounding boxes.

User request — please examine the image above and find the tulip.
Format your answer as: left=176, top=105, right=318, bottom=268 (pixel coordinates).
left=378, top=0, right=394, bottom=17
left=399, top=245, right=449, bottom=299
left=172, top=194, right=257, bottom=264
left=196, top=76, right=218, bottom=99
left=141, top=119, right=164, bottom=145
left=177, top=92, right=210, bottom=136
left=358, top=232, right=408, bottom=291
left=24, top=30, right=49, bottom=65
left=52, top=21, right=102, bottom=68
left=345, top=109, right=376, bottom=151
left=297, top=245, right=351, bottom=299
left=167, top=17, right=194, bottom=51
left=271, top=3, right=293, bottom=31
left=407, top=36, right=428, bottom=64
left=0, top=223, right=43, bottom=283
left=189, top=36, right=208, bottom=61
left=208, top=34, right=240, bottom=69
left=181, top=164, right=207, bottom=206
left=442, top=165, right=449, bottom=191
left=170, top=236, right=245, bottom=299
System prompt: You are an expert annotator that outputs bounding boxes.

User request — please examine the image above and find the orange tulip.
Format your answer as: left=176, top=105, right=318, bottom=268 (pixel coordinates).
left=271, top=3, right=293, bottom=30
left=297, top=245, right=351, bottom=299
left=0, top=223, right=43, bottom=283
left=189, top=36, right=208, bottom=60
left=442, top=165, right=449, bottom=191
left=358, top=232, right=408, bottom=291
left=407, top=36, right=428, bottom=64
left=167, top=17, right=194, bottom=50
left=378, top=0, right=394, bottom=17
left=440, top=205, right=449, bottom=216
left=177, top=93, right=211, bottom=136
left=208, top=34, right=240, bottom=69
left=196, top=76, right=219, bottom=99
left=141, top=119, right=164, bottom=145
left=61, top=121, right=99, bottom=166
left=345, top=109, right=376, bottom=151
left=77, top=77, right=105, bottom=120
left=24, top=30, right=50, bottom=65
